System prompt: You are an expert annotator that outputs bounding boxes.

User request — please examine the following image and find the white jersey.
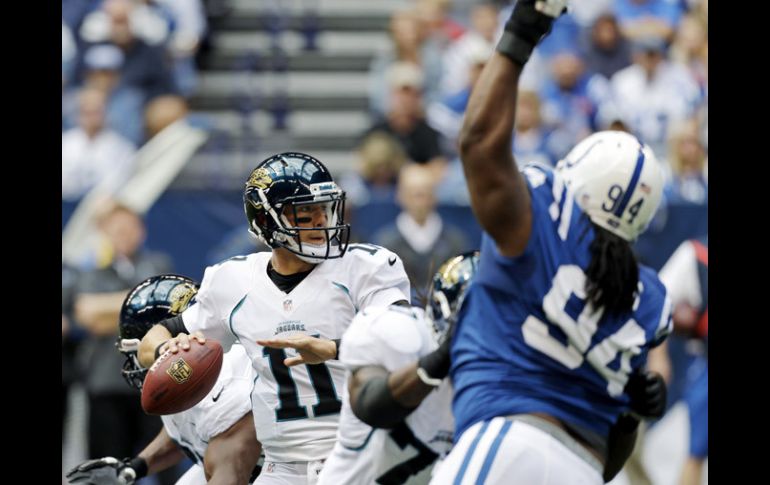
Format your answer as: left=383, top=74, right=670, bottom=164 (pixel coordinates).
left=659, top=240, right=702, bottom=310
left=161, top=344, right=254, bottom=467
left=319, top=306, right=454, bottom=485
left=182, top=245, right=410, bottom=463
left=174, top=464, right=206, bottom=485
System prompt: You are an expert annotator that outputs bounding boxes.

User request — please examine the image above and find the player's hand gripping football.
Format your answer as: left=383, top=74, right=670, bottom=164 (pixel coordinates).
left=156, top=331, right=207, bottom=358
left=66, top=457, right=137, bottom=485
left=257, top=334, right=337, bottom=366
left=625, top=370, right=667, bottom=419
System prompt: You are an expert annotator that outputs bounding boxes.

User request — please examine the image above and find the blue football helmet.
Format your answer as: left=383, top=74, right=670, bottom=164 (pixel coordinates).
left=117, top=274, right=199, bottom=390
left=243, top=152, right=350, bottom=263
left=426, top=251, right=480, bottom=342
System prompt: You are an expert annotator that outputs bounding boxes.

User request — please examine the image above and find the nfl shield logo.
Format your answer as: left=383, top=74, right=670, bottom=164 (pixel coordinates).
left=283, top=299, right=293, bottom=312
left=166, top=358, right=193, bottom=384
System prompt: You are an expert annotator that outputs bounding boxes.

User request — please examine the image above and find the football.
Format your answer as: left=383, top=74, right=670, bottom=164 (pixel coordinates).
left=141, top=339, right=223, bottom=415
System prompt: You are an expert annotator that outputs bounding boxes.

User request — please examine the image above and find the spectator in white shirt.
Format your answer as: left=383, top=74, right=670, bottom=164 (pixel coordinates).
left=62, top=87, right=136, bottom=202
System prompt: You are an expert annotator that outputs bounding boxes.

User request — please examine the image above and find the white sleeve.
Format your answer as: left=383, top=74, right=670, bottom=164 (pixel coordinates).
left=197, top=376, right=253, bottom=439
left=340, top=307, right=432, bottom=372
left=182, top=265, right=237, bottom=351
left=658, top=241, right=701, bottom=309
left=339, top=315, right=379, bottom=369
left=198, top=346, right=254, bottom=439
left=351, top=246, right=411, bottom=310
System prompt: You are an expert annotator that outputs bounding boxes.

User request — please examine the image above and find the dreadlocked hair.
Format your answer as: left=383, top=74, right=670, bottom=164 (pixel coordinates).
left=585, top=223, right=639, bottom=316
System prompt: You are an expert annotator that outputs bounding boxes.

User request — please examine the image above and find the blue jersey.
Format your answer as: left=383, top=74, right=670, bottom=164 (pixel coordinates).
left=451, top=164, right=672, bottom=439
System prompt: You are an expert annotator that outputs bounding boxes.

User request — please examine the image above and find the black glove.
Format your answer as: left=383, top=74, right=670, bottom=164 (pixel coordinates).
left=625, top=370, right=667, bottom=419
left=417, top=318, right=455, bottom=386
left=66, top=456, right=145, bottom=484
left=497, top=0, right=568, bottom=66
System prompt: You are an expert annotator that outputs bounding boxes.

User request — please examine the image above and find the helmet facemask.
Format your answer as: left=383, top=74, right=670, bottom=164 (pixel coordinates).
left=425, top=251, right=480, bottom=345
left=426, top=287, right=455, bottom=344
left=116, top=338, right=146, bottom=390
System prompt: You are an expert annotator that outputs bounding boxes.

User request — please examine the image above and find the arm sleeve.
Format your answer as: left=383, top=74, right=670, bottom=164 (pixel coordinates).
left=181, top=265, right=238, bottom=351
left=354, top=247, right=411, bottom=310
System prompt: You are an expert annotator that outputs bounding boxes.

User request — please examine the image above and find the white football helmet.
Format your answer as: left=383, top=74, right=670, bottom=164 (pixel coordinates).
left=555, top=131, right=664, bottom=242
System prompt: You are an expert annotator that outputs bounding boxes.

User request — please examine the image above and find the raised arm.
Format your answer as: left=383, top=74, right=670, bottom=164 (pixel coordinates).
left=459, top=0, right=564, bottom=256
